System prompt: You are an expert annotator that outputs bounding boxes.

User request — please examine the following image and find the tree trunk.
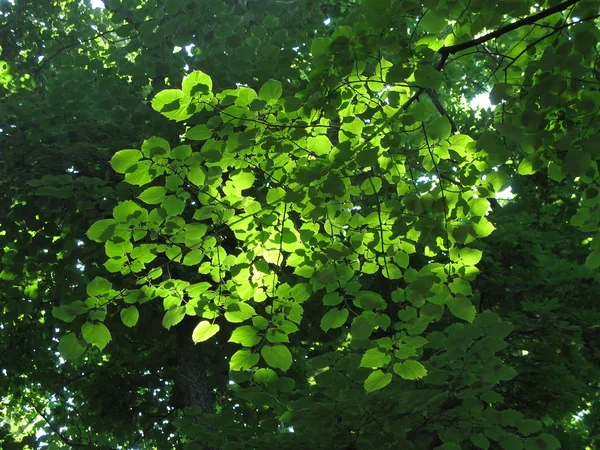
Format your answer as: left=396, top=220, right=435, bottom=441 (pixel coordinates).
left=176, top=315, right=215, bottom=415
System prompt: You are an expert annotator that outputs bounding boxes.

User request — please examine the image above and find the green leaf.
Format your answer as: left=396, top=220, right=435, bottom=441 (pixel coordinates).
left=360, top=348, right=391, bottom=368
left=323, top=292, right=343, bottom=306
left=229, top=325, right=262, bottom=347
left=428, top=116, right=451, bottom=140
left=186, top=124, right=212, bottom=140
left=517, top=419, right=542, bottom=436
left=52, top=305, right=76, bottom=323
left=236, top=87, right=257, bottom=106
left=356, top=148, right=379, bottom=168
left=58, top=332, right=86, bottom=360
left=355, top=291, right=386, bottom=311
left=162, top=195, right=186, bottom=216
left=360, top=177, right=382, bottom=195
left=254, top=368, right=278, bottom=384
left=182, top=249, right=202, bottom=266
left=192, top=320, right=220, bottom=343
left=252, top=316, right=269, bottom=330
left=162, top=306, right=185, bottom=330
left=517, top=155, right=540, bottom=175
left=307, top=135, right=331, bottom=156
left=182, top=70, right=213, bottom=97
left=124, top=160, right=154, bottom=186
left=151, top=89, right=193, bottom=121
left=364, top=369, right=392, bottom=392
left=447, top=296, right=476, bottom=322
left=87, top=219, right=118, bottom=242
left=486, top=171, right=511, bottom=192
left=225, top=302, right=256, bottom=323
left=311, top=37, right=330, bottom=56
left=414, top=66, right=441, bottom=90
left=261, top=344, right=293, bottom=371
left=386, top=64, right=412, bottom=83
left=564, top=149, right=591, bottom=177
left=472, top=217, right=496, bottom=237
left=490, top=83, right=512, bottom=105
left=531, top=434, right=561, bottom=450
left=320, top=308, right=349, bottom=332
left=393, top=360, right=427, bottom=380
left=188, top=166, right=206, bottom=186
left=473, top=311, right=501, bottom=328
left=87, top=277, right=112, bottom=296
left=459, top=248, right=483, bottom=265
left=420, top=10, right=446, bottom=33
left=171, top=144, right=192, bottom=160
left=113, top=200, right=146, bottom=223
left=81, top=322, right=111, bottom=350
left=499, top=434, right=523, bottom=450
left=322, top=174, right=346, bottom=197
left=258, top=79, right=282, bottom=102
left=230, top=171, right=255, bottom=190
left=111, top=149, right=143, bottom=173
left=230, top=349, right=260, bottom=371
left=139, top=186, right=167, bottom=204
left=351, top=315, right=374, bottom=340
left=469, top=198, right=489, bottom=216
left=120, top=306, right=139, bottom=327
left=141, top=136, right=170, bottom=159
left=184, top=223, right=207, bottom=247
left=471, top=433, right=490, bottom=450
left=585, top=249, right=600, bottom=269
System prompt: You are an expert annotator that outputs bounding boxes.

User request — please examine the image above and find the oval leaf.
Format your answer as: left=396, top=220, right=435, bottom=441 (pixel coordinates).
left=230, top=349, right=260, bottom=371
left=120, top=306, right=139, bottom=328
left=320, top=308, right=349, bottom=332
left=364, top=369, right=392, bottom=392
left=58, top=332, right=86, bottom=360
left=81, top=322, right=111, bottom=351
left=261, top=344, right=292, bottom=371
left=192, top=320, right=220, bottom=343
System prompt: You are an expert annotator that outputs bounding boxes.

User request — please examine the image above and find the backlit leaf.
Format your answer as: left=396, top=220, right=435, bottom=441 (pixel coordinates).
left=120, top=306, right=139, bottom=327
left=192, top=320, right=220, bottom=343
left=81, top=322, right=111, bottom=350
left=87, top=277, right=112, bottom=297
left=230, top=349, right=260, bottom=371
left=139, top=186, right=167, bottom=204
left=320, top=308, right=349, bottom=332
left=229, top=325, right=262, bottom=347
left=360, top=348, right=391, bottom=368
left=258, top=79, right=282, bottom=102
left=364, top=370, right=392, bottom=392
left=111, top=149, right=143, bottom=173
left=393, top=360, right=427, bottom=380
left=58, top=332, right=86, bottom=360
left=261, top=344, right=293, bottom=371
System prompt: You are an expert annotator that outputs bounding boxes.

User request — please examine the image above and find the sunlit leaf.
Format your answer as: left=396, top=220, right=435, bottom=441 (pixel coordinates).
left=192, top=320, right=220, bottom=343
left=364, top=370, right=392, bottom=392
left=81, top=322, right=111, bottom=350
left=261, top=344, right=292, bottom=371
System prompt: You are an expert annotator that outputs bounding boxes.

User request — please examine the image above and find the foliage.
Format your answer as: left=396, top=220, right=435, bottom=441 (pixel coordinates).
left=1, top=0, right=600, bottom=449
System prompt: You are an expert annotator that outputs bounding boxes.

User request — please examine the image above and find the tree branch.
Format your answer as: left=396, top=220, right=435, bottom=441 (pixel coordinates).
left=403, top=0, right=582, bottom=124
left=439, top=0, right=581, bottom=57
left=426, top=88, right=458, bottom=133
left=31, top=403, right=92, bottom=448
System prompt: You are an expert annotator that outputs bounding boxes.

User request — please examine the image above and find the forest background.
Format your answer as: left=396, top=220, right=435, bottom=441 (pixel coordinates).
left=1, top=0, right=600, bottom=449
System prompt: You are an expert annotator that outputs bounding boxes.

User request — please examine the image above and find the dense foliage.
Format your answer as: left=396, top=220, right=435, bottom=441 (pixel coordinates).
left=1, top=0, right=600, bottom=449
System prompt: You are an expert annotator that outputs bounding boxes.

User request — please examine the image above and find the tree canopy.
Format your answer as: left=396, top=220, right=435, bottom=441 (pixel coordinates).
left=1, top=0, right=600, bottom=449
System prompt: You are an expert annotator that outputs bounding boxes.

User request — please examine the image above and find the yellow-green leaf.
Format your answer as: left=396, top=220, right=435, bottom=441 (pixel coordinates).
left=192, top=320, right=220, bottom=343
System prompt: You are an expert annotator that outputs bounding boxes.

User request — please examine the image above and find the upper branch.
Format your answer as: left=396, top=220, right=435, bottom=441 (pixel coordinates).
left=438, top=0, right=581, bottom=57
